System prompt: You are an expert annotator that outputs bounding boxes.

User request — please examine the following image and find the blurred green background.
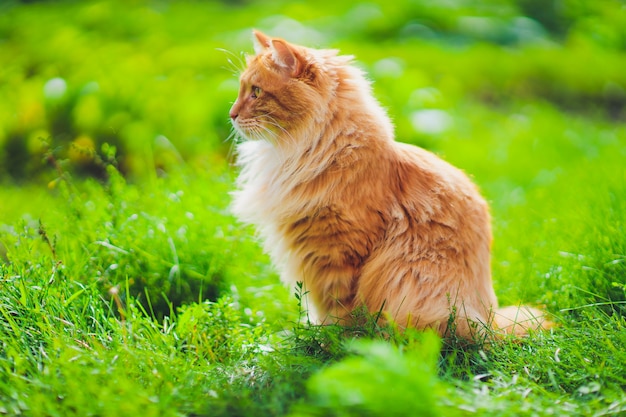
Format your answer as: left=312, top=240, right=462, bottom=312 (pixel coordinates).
left=1, top=0, right=624, bottom=184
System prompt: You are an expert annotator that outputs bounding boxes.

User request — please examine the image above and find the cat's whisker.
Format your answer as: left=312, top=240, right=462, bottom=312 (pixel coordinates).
left=244, top=122, right=263, bottom=141
left=261, top=116, right=296, bottom=145
left=256, top=123, right=281, bottom=144
left=254, top=124, right=287, bottom=161
left=225, top=121, right=239, bottom=141
left=262, top=114, right=300, bottom=148
left=225, top=127, right=241, bottom=162
left=216, top=48, right=246, bottom=76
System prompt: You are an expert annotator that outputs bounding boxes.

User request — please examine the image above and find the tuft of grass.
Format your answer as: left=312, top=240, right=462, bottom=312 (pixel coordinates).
left=291, top=333, right=445, bottom=417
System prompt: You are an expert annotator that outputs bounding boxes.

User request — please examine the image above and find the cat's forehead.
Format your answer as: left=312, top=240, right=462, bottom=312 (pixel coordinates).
left=240, top=54, right=284, bottom=86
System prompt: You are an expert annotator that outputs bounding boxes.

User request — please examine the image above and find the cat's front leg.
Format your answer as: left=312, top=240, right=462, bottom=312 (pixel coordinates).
left=305, top=262, right=359, bottom=325
left=284, top=205, right=373, bottom=325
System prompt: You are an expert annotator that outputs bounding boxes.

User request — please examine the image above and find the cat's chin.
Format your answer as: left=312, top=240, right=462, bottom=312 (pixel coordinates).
left=231, top=125, right=254, bottom=142
left=238, top=133, right=263, bottom=142
left=231, top=121, right=266, bottom=142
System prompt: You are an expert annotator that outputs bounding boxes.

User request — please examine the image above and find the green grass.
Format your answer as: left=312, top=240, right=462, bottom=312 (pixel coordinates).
left=1, top=0, right=626, bottom=416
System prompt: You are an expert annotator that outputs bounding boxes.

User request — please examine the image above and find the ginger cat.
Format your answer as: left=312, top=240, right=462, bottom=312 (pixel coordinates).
left=230, top=30, right=550, bottom=339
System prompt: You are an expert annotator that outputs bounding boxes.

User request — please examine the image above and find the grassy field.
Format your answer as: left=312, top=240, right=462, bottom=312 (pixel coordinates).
left=1, top=0, right=626, bottom=416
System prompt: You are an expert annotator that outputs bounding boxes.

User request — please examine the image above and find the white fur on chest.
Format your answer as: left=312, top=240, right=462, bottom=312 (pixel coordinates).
left=231, top=140, right=311, bottom=279
left=232, top=140, right=283, bottom=224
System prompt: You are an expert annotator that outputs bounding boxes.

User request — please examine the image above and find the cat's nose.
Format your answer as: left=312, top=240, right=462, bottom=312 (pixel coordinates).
left=229, top=101, right=240, bottom=120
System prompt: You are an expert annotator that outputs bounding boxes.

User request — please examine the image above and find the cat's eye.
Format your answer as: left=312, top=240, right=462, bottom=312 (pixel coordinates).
left=251, top=86, right=262, bottom=99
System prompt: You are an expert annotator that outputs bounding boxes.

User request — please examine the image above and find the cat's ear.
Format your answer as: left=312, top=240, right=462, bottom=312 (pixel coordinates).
left=252, top=30, right=303, bottom=77
left=269, top=39, right=302, bottom=77
left=253, top=30, right=271, bottom=54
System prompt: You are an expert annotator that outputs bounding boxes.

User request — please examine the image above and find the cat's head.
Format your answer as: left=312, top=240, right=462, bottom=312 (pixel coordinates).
left=229, top=30, right=344, bottom=145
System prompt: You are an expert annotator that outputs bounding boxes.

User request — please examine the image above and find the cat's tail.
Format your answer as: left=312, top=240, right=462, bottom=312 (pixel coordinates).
left=492, top=305, right=554, bottom=337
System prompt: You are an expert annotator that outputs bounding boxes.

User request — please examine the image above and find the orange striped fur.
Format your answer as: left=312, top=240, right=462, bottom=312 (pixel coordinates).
left=230, top=30, right=550, bottom=339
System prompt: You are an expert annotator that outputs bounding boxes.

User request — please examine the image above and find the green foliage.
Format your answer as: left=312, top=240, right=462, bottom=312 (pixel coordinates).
left=292, top=333, right=445, bottom=417
left=176, top=298, right=268, bottom=364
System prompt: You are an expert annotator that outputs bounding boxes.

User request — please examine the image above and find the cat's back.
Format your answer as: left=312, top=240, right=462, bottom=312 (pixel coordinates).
left=382, top=141, right=490, bottom=225
left=394, top=141, right=482, bottom=195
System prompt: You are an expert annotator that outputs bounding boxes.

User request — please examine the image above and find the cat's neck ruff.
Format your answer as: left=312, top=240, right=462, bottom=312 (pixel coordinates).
left=232, top=135, right=328, bottom=226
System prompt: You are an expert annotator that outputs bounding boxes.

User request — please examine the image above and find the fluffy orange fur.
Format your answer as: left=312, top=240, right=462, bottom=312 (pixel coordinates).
left=230, top=30, right=550, bottom=339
